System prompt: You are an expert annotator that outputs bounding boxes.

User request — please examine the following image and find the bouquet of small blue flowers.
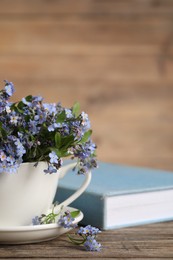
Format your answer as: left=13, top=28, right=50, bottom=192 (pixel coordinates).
left=0, top=81, right=97, bottom=174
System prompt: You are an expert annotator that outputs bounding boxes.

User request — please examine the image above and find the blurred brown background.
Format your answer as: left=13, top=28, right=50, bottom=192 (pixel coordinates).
left=0, top=0, right=173, bottom=171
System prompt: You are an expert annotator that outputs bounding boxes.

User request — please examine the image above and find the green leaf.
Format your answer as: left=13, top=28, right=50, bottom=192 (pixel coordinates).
left=61, top=135, right=75, bottom=148
left=0, top=122, right=7, bottom=138
left=70, top=210, right=80, bottom=218
left=36, top=146, right=43, bottom=158
left=17, top=101, right=25, bottom=109
left=51, top=134, right=75, bottom=157
left=72, top=102, right=80, bottom=118
left=55, top=132, right=61, bottom=148
left=67, top=234, right=85, bottom=245
left=56, top=111, right=66, bottom=123
left=59, top=151, right=70, bottom=157
left=24, top=115, right=30, bottom=122
left=79, top=130, right=92, bottom=144
left=10, top=103, right=17, bottom=111
left=25, top=95, right=33, bottom=102
left=50, top=147, right=70, bottom=158
left=16, top=102, right=25, bottom=113
left=10, top=101, right=25, bottom=114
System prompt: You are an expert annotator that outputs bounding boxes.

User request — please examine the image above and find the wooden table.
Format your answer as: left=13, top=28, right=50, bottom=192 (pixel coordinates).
left=0, top=221, right=173, bottom=259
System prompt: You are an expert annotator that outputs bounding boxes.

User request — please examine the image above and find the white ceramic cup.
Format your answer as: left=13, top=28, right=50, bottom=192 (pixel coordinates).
left=0, top=162, right=91, bottom=226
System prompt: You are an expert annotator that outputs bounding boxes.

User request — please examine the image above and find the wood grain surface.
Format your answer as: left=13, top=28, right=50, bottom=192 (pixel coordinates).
left=0, top=0, right=173, bottom=172
left=0, top=221, right=173, bottom=259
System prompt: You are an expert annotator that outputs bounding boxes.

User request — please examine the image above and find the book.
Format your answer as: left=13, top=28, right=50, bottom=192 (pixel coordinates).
left=54, top=161, right=173, bottom=230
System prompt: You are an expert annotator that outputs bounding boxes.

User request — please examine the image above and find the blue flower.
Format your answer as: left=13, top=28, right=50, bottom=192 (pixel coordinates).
left=81, top=111, right=90, bottom=130
left=29, top=120, right=39, bottom=134
left=0, top=103, right=6, bottom=113
left=48, top=123, right=61, bottom=132
left=0, top=162, right=7, bottom=173
left=43, top=103, right=57, bottom=114
left=34, top=110, right=47, bottom=124
left=84, top=236, right=101, bottom=252
left=58, top=211, right=75, bottom=229
left=4, top=81, right=15, bottom=96
left=48, top=124, right=54, bottom=132
left=65, top=109, right=73, bottom=119
left=60, top=123, right=70, bottom=136
left=10, top=114, right=19, bottom=125
left=77, top=225, right=101, bottom=236
left=72, top=224, right=101, bottom=251
left=17, top=146, right=26, bottom=157
left=22, top=97, right=32, bottom=107
left=6, top=156, right=15, bottom=165
left=32, top=216, right=40, bottom=225
left=14, top=138, right=23, bottom=148
left=5, top=163, right=19, bottom=173
left=33, top=96, right=43, bottom=102
left=44, top=165, right=57, bottom=174
left=73, top=141, right=96, bottom=161
left=49, top=151, right=58, bottom=164
left=48, top=124, right=56, bottom=132
left=0, top=151, right=7, bottom=162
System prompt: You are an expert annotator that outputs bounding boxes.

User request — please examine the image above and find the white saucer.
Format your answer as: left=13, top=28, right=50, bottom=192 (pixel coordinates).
left=0, top=207, right=83, bottom=244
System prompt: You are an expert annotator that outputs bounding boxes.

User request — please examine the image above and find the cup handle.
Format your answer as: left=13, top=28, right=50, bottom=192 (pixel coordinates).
left=56, top=162, right=91, bottom=209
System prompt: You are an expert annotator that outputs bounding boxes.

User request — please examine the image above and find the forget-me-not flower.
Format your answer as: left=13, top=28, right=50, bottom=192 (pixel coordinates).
left=49, top=151, right=58, bottom=164
left=44, top=165, right=57, bottom=174
left=0, top=151, right=6, bottom=161
left=84, top=236, right=101, bottom=252
left=4, top=81, right=15, bottom=96
left=58, top=211, right=75, bottom=229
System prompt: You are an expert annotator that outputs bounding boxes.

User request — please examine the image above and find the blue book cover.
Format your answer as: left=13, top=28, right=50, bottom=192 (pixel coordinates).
left=54, top=162, right=173, bottom=230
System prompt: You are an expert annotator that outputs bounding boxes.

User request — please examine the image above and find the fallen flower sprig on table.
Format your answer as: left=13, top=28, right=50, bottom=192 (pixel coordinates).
left=68, top=224, right=101, bottom=251
left=32, top=205, right=102, bottom=251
